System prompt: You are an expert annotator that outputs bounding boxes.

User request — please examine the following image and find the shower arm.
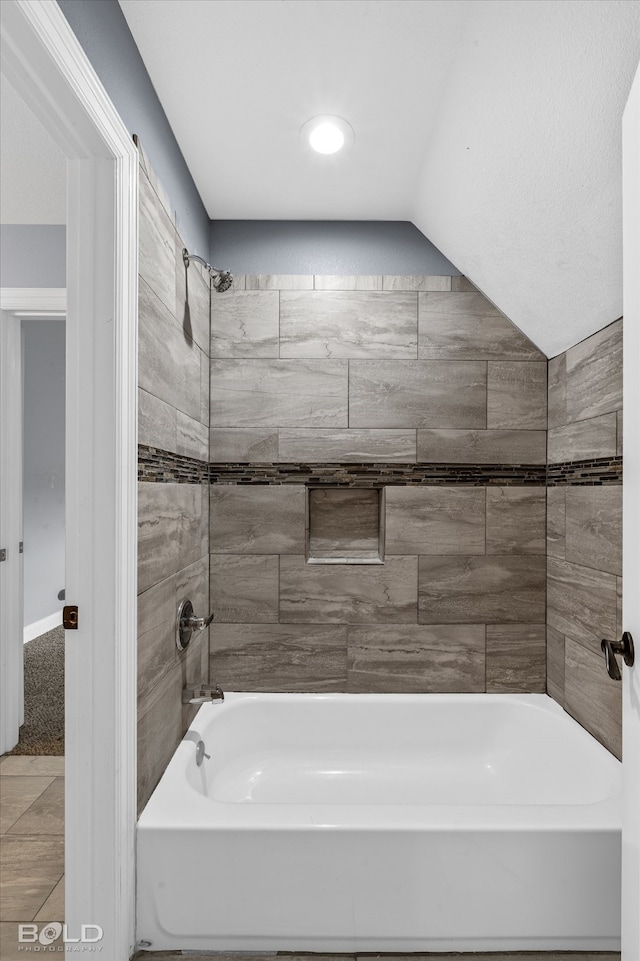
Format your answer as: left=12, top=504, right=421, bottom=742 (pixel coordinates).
left=182, top=248, right=233, bottom=292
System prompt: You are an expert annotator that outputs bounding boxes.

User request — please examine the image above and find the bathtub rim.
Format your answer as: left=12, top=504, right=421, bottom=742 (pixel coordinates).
left=137, top=692, right=621, bottom=832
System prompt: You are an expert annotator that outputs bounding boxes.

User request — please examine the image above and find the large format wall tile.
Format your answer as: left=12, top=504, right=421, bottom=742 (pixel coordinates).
left=139, top=276, right=204, bottom=423
left=485, top=488, right=546, bottom=554
left=546, top=487, right=566, bottom=559
left=211, top=290, right=279, bottom=357
left=246, top=274, right=313, bottom=290
left=547, top=353, right=566, bottom=429
left=487, top=362, right=547, bottom=429
left=280, top=555, right=418, bottom=623
left=565, top=320, right=622, bottom=423
left=547, top=413, right=617, bottom=463
left=314, top=275, right=382, bottom=290
left=210, top=623, right=347, bottom=691
left=210, top=427, right=278, bottom=463
left=279, top=428, right=416, bottom=462
left=417, top=428, right=546, bottom=464
left=564, top=638, right=622, bottom=759
left=349, top=360, right=487, bottom=429
left=347, top=624, right=485, bottom=693
left=383, top=275, right=451, bottom=291
left=138, top=169, right=176, bottom=317
left=210, top=485, right=306, bottom=553
left=200, top=351, right=210, bottom=425
left=210, top=554, right=279, bottom=622
left=385, top=487, right=485, bottom=555
left=175, top=555, right=210, bottom=633
left=138, top=621, right=208, bottom=813
left=617, top=409, right=623, bottom=455
left=137, top=150, right=212, bottom=812
left=176, top=245, right=210, bottom=355
left=546, top=625, right=565, bottom=704
left=486, top=624, right=546, bottom=693
left=418, top=292, right=544, bottom=360
left=137, top=555, right=210, bottom=709
left=419, top=555, right=545, bottom=624
left=547, top=557, right=617, bottom=654
left=138, top=387, right=177, bottom=454
left=210, top=359, right=348, bottom=427
left=199, top=280, right=622, bottom=741
left=545, top=321, right=623, bottom=760
left=137, top=667, right=185, bottom=813
left=565, top=486, right=622, bottom=575
left=280, top=291, right=418, bottom=358
left=138, top=483, right=208, bottom=594
left=137, top=573, right=177, bottom=704
left=176, top=410, right=209, bottom=461
left=617, top=577, right=623, bottom=638
left=450, top=276, right=478, bottom=292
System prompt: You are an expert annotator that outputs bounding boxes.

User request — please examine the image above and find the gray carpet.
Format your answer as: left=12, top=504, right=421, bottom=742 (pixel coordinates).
left=7, top=625, right=64, bottom=755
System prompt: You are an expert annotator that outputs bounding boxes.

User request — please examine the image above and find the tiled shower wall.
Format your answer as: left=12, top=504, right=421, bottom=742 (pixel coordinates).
left=209, top=275, right=548, bottom=695
left=546, top=319, right=623, bottom=758
left=136, top=143, right=210, bottom=812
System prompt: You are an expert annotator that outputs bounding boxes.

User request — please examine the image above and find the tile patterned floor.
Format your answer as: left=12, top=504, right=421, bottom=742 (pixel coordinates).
left=0, top=756, right=622, bottom=961
left=0, top=755, right=65, bottom=961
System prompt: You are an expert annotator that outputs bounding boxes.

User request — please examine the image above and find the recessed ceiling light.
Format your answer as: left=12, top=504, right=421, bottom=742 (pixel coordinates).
left=300, top=115, right=355, bottom=155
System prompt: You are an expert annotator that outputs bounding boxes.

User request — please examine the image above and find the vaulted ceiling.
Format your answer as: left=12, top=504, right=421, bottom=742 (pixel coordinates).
left=118, top=0, right=640, bottom=357
left=2, top=1, right=638, bottom=358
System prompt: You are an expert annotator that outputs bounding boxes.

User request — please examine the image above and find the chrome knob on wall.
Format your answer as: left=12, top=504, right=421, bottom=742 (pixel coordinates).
left=176, top=598, right=215, bottom=651
left=601, top=632, right=635, bottom=681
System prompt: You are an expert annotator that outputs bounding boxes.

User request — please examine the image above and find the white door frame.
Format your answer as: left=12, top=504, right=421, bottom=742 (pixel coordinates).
left=0, top=289, right=67, bottom=752
left=0, top=290, right=68, bottom=740
left=622, top=60, right=640, bottom=961
left=1, top=3, right=138, bottom=959
left=0, top=287, right=67, bottom=314
left=0, top=309, right=24, bottom=750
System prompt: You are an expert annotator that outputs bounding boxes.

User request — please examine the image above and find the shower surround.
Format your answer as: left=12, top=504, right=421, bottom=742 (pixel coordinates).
left=136, top=142, right=210, bottom=812
left=208, top=275, right=548, bottom=698
left=136, top=149, right=624, bottom=812
left=546, top=319, right=623, bottom=758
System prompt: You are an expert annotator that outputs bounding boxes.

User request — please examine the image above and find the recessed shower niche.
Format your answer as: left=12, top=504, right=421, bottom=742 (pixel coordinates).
left=306, top=487, right=385, bottom=564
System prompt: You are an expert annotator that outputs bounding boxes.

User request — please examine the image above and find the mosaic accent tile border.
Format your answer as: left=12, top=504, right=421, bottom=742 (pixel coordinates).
left=139, top=446, right=622, bottom=487
left=547, top=456, right=622, bottom=486
left=209, top=463, right=546, bottom=486
left=138, top=445, right=209, bottom=484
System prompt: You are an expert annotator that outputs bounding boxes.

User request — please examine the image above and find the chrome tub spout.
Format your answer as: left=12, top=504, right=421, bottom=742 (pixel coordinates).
left=182, top=684, right=224, bottom=705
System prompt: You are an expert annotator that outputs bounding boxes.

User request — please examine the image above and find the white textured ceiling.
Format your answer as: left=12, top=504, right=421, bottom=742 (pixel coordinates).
left=412, top=0, right=640, bottom=357
left=118, top=0, right=471, bottom=221
left=0, top=73, right=66, bottom=224
left=119, top=0, right=640, bottom=356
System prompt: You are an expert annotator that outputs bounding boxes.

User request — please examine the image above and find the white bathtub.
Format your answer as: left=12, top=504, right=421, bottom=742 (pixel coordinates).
left=136, top=692, right=621, bottom=953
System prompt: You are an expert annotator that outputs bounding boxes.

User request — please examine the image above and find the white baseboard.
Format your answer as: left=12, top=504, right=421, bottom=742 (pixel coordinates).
left=24, top=609, right=63, bottom=643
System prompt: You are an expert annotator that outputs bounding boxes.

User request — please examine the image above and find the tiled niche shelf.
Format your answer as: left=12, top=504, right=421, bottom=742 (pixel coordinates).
left=306, top=487, right=385, bottom=564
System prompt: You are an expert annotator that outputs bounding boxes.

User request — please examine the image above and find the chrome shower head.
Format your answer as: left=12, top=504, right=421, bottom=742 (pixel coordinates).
left=182, top=248, right=233, bottom=293
left=212, top=270, right=233, bottom=293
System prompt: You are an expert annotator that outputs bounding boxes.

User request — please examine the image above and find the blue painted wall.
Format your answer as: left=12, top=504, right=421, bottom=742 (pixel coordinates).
left=57, top=0, right=210, bottom=256
left=210, top=220, right=460, bottom=275
left=52, top=2, right=459, bottom=278
left=0, top=225, right=66, bottom=288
